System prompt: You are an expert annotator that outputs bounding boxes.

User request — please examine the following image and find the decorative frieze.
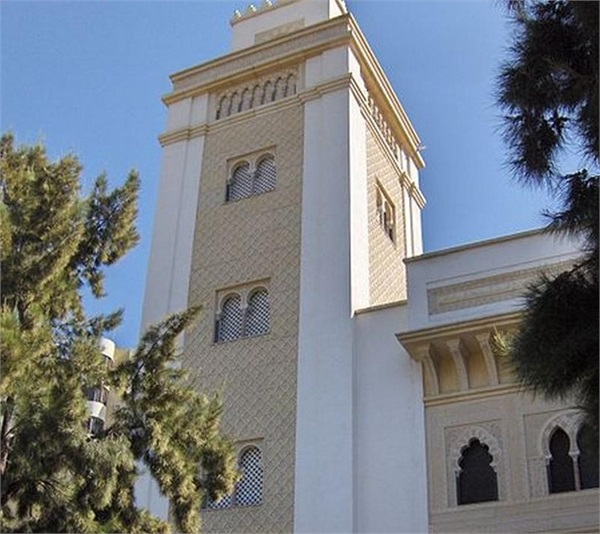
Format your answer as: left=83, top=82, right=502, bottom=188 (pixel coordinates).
left=255, top=19, right=305, bottom=44
left=214, top=68, right=298, bottom=121
left=427, top=260, right=573, bottom=316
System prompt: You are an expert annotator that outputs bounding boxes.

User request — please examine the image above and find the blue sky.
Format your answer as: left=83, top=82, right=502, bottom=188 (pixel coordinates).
left=2, top=0, right=560, bottom=348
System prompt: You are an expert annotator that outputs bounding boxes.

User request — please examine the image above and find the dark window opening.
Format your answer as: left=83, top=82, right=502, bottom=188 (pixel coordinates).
left=548, top=428, right=576, bottom=493
left=457, top=438, right=499, bottom=505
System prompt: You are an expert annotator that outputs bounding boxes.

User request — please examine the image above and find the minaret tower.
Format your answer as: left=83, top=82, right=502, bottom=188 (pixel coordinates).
left=141, top=1, right=428, bottom=532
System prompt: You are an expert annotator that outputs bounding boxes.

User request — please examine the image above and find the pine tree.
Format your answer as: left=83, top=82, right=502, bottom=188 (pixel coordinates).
left=0, top=133, right=238, bottom=533
left=496, top=1, right=599, bottom=448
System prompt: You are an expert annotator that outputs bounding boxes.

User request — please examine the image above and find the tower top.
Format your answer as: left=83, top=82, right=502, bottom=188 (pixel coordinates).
left=230, top=0, right=347, bottom=51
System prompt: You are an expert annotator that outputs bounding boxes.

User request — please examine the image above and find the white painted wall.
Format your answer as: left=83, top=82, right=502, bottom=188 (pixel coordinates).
left=354, top=305, right=429, bottom=533
left=137, top=95, right=207, bottom=519
left=348, top=56, right=370, bottom=311
left=405, top=230, right=581, bottom=331
left=231, top=0, right=346, bottom=51
left=295, top=85, right=355, bottom=533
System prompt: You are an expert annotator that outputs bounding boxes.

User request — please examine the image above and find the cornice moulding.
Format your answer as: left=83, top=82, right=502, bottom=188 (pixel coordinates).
left=396, top=310, right=522, bottom=349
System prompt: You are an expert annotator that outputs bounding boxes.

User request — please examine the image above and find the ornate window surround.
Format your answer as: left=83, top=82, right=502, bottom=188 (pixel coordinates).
left=536, top=410, right=596, bottom=494
left=446, top=422, right=506, bottom=508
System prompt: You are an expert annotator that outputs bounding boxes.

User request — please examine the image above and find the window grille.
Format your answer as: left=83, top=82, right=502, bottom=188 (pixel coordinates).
left=226, top=155, right=276, bottom=202
left=227, top=163, right=253, bottom=202
left=457, top=438, right=498, bottom=505
left=218, top=295, right=244, bottom=342
left=205, top=493, right=232, bottom=510
left=245, top=289, right=270, bottom=337
left=236, top=447, right=263, bottom=506
left=254, top=157, right=277, bottom=194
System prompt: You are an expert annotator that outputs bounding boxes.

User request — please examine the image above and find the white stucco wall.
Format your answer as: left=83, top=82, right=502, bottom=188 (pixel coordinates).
left=405, top=230, right=581, bottom=331
left=137, top=95, right=207, bottom=518
left=230, top=0, right=346, bottom=51
left=295, top=84, right=355, bottom=533
left=354, top=304, right=429, bottom=533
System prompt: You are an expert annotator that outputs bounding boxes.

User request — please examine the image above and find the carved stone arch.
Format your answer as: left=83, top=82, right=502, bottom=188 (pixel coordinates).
left=251, top=84, right=262, bottom=108
left=216, top=94, right=229, bottom=120
left=450, top=426, right=503, bottom=473
left=540, top=410, right=583, bottom=458
left=240, top=87, right=252, bottom=112
left=216, top=291, right=243, bottom=315
left=274, top=76, right=285, bottom=100
left=228, top=92, right=240, bottom=115
left=262, top=80, right=274, bottom=104
left=284, top=72, right=297, bottom=96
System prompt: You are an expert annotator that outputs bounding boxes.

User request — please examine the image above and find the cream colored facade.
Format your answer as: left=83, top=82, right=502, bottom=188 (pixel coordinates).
left=399, top=231, right=599, bottom=533
left=140, top=1, right=598, bottom=532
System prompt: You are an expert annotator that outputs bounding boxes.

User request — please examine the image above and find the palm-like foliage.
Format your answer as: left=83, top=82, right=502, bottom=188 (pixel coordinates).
left=497, top=0, right=599, bottom=447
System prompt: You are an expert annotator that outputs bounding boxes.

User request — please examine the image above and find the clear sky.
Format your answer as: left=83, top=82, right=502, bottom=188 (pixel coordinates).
left=2, top=0, right=559, bottom=349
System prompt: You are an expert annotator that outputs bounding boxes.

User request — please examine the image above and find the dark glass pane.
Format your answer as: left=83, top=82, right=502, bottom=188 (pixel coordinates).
left=577, top=425, right=599, bottom=489
left=457, top=439, right=498, bottom=505
left=549, top=428, right=576, bottom=493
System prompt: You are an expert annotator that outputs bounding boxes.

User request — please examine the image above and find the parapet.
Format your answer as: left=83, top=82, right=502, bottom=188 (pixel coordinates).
left=230, top=0, right=347, bottom=51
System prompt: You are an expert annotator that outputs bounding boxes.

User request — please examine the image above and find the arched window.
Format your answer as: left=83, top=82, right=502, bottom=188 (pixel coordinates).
left=245, top=289, right=270, bottom=337
left=236, top=446, right=263, bottom=506
left=548, top=427, right=575, bottom=493
left=227, top=162, right=253, bottom=202
left=217, top=294, right=243, bottom=342
left=254, top=156, right=276, bottom=194
left=577, top=425, right=599, bottom=490
left=226, top=154, right=277, bottom=202
left=457, top=438, right=498, bottom=505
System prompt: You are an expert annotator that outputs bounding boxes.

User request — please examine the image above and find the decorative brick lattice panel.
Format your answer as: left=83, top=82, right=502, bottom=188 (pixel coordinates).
left=254, top=157, right=277, bottom=194
left=246, top=290, right=270, bottom=336
left=366, top=126, right=408, bottom=306
left=237, top=447, right=264, bottom=506
left=186, top=103, right=304, bottom=533
left=218, top=295, right=244, bottom=341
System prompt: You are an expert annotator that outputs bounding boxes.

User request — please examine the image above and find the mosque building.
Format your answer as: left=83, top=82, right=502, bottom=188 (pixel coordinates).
left=139, top=1, right=599, bottom=531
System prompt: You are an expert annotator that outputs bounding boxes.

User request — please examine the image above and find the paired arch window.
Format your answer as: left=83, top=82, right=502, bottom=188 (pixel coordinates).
left=204, top=445, right=263, bottom=510
left=226, top=154, right=276, bottom=202
left=547, top=424, right=599, bottom=493
left=456, top=438, right=499, bottom=505
left=215, top=286, right=271, bottom=343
